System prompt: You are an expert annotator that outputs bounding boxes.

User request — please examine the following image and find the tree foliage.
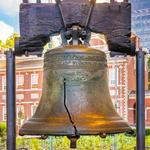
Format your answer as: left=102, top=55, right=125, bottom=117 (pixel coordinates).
left=148, top=57, right=150, bottom=69
left=0, top=33, right=19, bottom=52
left=15, top=134, right=137, bottom=150
left=0, top=122, right=6, bottom=149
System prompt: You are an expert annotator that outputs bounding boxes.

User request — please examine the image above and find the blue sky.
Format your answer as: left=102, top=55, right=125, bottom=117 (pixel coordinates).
left=0, top=0, right=20, bottom=42
left=0, top=11, right=19, bottom=32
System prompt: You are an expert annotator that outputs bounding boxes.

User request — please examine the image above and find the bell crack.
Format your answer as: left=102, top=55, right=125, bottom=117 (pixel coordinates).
left=64, top=78, right=78, bottom=136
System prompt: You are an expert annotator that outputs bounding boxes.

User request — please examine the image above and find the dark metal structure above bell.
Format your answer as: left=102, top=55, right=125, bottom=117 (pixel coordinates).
left=16, top=0, right=135, bottom=56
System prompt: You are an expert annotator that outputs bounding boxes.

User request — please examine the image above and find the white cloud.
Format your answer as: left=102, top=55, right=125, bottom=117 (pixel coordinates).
left=96, top=0, right=123, bottom=2
left=0, top=21, right=14, bottom=42
left=0, top=0, right=125, bottom=15
left=0, top=0, right=20, bottom=15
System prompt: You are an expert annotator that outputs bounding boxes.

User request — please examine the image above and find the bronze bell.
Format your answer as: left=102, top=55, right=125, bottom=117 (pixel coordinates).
left=19, top=45, right=132, bottom=147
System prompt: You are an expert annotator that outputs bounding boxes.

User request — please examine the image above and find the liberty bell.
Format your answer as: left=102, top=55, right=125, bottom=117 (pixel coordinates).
left=19, top=27, right=132, bottom=148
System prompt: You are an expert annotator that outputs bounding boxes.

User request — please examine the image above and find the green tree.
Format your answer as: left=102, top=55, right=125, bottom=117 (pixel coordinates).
left=0, top=40, right=3, bottom=46
left=15, top=134, right=137, bottom=150
left=148, top=57, right=150, bottom=68
left=3, top=33, right=19, bottom=49
left=0, top=33, right=20, bottom=52
left=0, top=122, right=6, bottom=149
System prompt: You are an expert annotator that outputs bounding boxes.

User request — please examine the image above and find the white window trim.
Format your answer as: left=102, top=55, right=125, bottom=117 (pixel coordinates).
left=2, top=106, right=6, bottom=121
left=145, top=109, right=148, bottom=121
left=2, top=76, right=6, bottom=91
left=31, top=93, right=39, bottom=99
left=110, top=89, right=119, bottom=96
left=2, top=95, right=6, bottom=100
left=16, top=75, right=24, bottom=86
left=31, top=74, right=39, bottom=88
left=145, top=107, right=150, bottom=121
left=128, top=108, right=135, bottom=110
left=31, top=105, right=38, bottom=116
left=109, top=67, right=119, bottom=86
left=17, top=105, right=24, bottom=119
left=16, top=94, right=24, bottom=100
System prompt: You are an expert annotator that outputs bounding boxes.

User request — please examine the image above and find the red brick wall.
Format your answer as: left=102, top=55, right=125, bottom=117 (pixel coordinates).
left=127, top=57, right=136, bottom=92
left=127, top=57, right=149, bottom=92
left=128, top=95, right=150, bottom=126
left=0, top=68, right=42, bottom=122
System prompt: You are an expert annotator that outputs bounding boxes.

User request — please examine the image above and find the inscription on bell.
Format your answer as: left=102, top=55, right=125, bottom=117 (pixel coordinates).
left=45, top=54, right=106, bottom=69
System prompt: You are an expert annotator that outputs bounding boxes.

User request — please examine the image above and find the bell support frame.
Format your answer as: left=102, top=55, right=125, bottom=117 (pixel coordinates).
left=6, top=50, right=16, bottom=150
left=136, top=49, right=146, bottom=150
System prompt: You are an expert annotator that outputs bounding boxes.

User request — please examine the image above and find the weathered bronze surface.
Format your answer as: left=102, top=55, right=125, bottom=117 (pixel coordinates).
left=19, top=45, right=131, bottom=136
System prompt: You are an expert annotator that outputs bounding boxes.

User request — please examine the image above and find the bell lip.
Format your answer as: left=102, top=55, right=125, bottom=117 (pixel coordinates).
left=19, top=126, right=132, bottom=137
left=19, top=118, right=132, bottom=136
left=45, top=45, right=106, bottom=57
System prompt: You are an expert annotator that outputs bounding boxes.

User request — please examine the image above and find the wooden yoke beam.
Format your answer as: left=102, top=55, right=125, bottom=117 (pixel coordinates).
left=16, top=1, right=135, bottom=56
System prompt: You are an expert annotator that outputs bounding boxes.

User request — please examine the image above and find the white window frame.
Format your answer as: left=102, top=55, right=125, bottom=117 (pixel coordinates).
left=31, top=105, right=38, bottom=116
left=145, top=107, right=150, bottom=121
left=31, top=74, right=39, bottom=88
left=17, top=105, right=24, bottom=119
left=16, top=94, right=24, bottom=100
left=2, top=95, right=6, bottom=100
left=109, top=67, right=118, bottom=86
left=2, top=106, right=6, bottom=121
left=31, top=93, right=39, bottom=99
left=2, top=76, right=6, bottom=91
left=16, top=75, right=24, bottom=87
left=109, top=90, right=118, bottom=96
left=41, top=0, right=56, bottom=4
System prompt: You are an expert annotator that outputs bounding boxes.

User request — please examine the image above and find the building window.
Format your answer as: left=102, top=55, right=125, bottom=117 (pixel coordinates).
left=133, top=103, right=136, bottom=125
left=16, top=94, right=24, bottom=100
left=115, top=100, right=120, bottom=110
left=110, top=90, right=118, bottom=96
left=16, top=75, right=24, bottom=89
left=109, top=67, right=118, bottom=86
left=2, top=76, right=6, bottom=91
left=17, top=105, right=24, bottom=120
left=31, top=105, right=38, bottom=116
left=31, top=74, right=39, bottom=88
left=145, top=109, right=148, bottom=121
left=145, top=108, right=150, bottom=121
left=31, top=93, right=39, bottom=99
left=2, top=106, right=6, bottom=121
left=148, top=72, right=150, bottom=89
left=2, top=95, right=6, bottom=101
left=41, top=0, right=55, bottom=3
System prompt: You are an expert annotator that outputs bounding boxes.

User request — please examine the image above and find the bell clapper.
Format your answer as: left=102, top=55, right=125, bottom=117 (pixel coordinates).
left=99, top=133, right=107, bottom=138
left=19, top=133, right=25, bottom=136
left=126, top=129, right=135, bottom=136
left=40, top=135, right=48, bottom=140
left=67, top=135, right=80, bottom=149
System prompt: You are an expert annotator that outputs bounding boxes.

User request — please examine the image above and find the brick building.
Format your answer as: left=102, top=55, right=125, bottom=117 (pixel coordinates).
left=90, top=33, right=149, bottom=122
left=127, top=55, right=150, bottom=127
left=0, top=56, right=43, bottom=127
left=128, top=90, right=150, bottom=127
